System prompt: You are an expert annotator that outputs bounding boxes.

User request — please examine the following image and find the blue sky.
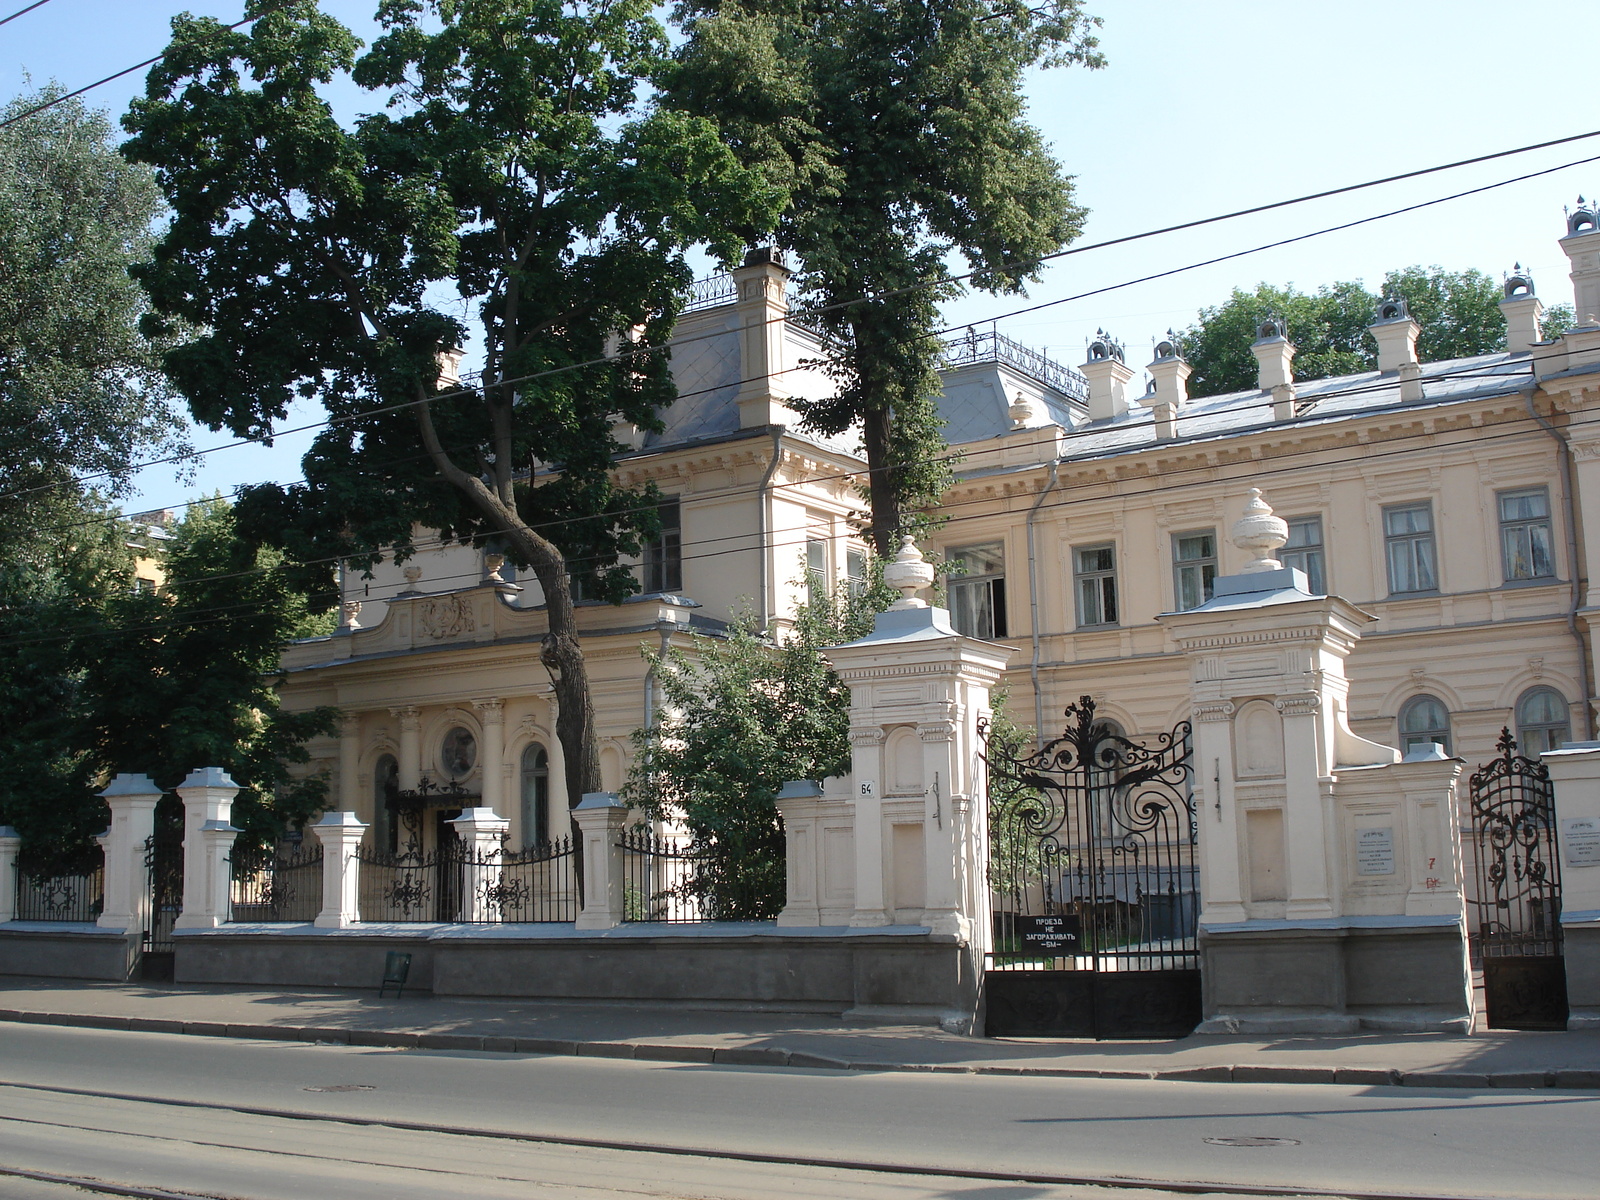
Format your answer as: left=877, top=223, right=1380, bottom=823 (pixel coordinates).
left=6, top=0, right=1599, bottom=513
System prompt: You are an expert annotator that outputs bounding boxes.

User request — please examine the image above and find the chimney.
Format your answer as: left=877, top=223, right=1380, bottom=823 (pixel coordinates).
left=1368, top=296, right=1420, bottom=373
left=1080, top=330, right=1133, bottom=421
left=733, top=246, right=796, bottom=428
left=1561, top=197, right=1600, bottom=327
left=1146, top=333, right=1191, bottom=439
left=1250, top=317, right=1295, bottom=392
left=1500, top=264, right=1546, bottom=355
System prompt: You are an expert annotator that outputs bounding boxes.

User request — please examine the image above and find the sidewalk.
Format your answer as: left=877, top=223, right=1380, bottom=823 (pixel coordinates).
left=4, top=976, right=1599, bottom=1091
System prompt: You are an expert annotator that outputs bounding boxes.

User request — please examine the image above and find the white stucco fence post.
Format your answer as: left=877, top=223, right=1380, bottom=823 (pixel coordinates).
left=173, top=767, right=241, bottom=930
left=573, top=792, right=629, bottom=930
left=96, top=773, right=162, bottom=933
left=1541, top=742, right=1600, bottom=1028
left=450, top=806, right=510, bottom=921
left=774, top=780, right=824, bottom=926
left=312, top=812, right=367, bottom=928
left=0, top=827, right=19, bottom=923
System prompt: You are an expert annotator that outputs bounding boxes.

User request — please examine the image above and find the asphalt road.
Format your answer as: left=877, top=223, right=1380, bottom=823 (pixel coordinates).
left=0, top=1023, right=1594, bottom=1200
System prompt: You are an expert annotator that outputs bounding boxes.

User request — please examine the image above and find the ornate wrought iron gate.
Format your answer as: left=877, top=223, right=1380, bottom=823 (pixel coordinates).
left=141, top=813, right=184, bottom=980
left=1470, top=730, right=1568, bottom=1030
left=982, top=697, right=1200, bottom=1039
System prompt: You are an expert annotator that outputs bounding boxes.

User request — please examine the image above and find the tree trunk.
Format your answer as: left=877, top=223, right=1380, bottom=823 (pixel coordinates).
left=521, top=553, right=602, bottom=817
left=861, top=404, right=901, bottom=557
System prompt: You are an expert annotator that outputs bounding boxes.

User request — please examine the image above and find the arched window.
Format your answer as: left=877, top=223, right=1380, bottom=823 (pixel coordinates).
left=521, top=744, right=550, bottom=848
left=373, top=754, right=398, bottom=854
left=1399, top=695, right=1452, bottom=755
left=1516, top=687, right=1571, bottom=756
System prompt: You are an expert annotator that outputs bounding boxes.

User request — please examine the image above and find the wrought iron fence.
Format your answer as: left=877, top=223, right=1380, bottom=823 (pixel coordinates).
left=357, top=837, right=577, bottom=923
left=463, top=837, right=578, bottom=923
left=939, top=327, right=1090, bottom=401
left=681, top=272, right=738, bottom=312
left=14, top=846, right=104, bottom=922
left=619, top=826, right=719, bottom=923
left=228, top=843, right=323, bottom=923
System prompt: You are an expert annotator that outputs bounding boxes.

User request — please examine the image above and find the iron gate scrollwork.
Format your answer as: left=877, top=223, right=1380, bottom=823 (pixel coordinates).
left=1470, top=729, right=1568, bottom=1031
left=981, top=696, right=1200, bottom=1039
left=141, top=813, right=184, bottom=980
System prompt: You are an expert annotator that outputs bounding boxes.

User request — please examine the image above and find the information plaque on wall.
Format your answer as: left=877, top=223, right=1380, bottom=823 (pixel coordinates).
left=1355, top=827, right=1396, bottom=876
left=1564, top=817, right=1600, bottom=868
left=1016, top=914, right=1082, bottom=953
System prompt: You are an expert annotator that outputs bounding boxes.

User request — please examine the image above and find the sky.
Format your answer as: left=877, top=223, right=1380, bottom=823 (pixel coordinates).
left=6, top=0, right=1600, bottom=514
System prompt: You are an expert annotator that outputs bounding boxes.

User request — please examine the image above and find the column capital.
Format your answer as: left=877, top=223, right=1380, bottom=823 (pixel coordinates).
left=389, top=705, right=420, bottom=729
left=341, top=711, right=362, bottom=737
left=472, top=697, right=505, bottom=724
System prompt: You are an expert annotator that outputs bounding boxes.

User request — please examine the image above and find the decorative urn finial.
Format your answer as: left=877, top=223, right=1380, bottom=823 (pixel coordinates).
left=340, top=599, right=363, bottom=630
left=1230, top=487, right=1289, bottom=574
left=484, top=553, right=506, bottom=583
left=882, top=535, right=935, bottom=609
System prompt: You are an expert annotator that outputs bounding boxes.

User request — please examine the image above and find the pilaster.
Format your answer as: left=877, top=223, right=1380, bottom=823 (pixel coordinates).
left=312, top=811, right=367, bottom=928
left=391, top=706, right=421, bottom=791
left=573, top=792, right=629, bottom=930
left=473, top=698, right=506, bottom=816
left=451, top=805, right=510, bottom=921
left=0, top=828, right=18, bottom=924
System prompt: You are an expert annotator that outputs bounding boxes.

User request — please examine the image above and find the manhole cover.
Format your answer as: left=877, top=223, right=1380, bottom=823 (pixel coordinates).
left=1203, top=1136, right=1300, bottom=1148
left=303, top=1084, right=377, bottom=1093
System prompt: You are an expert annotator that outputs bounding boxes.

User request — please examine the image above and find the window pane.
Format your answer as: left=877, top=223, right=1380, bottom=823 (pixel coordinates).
left=1384, top=505, right=1431, bottom=536
left=1175, top=533, right=1214, bottom=562
left=950, top=579, right=993, bottom=638
left=1077, top=546, right=1113, bottom=573
left=1285, top=516, right=1321, bottom=550
left=952, top=543, right=1005, bottom=576
left=1500, top=490, right=1549, bottom=522
left=1100, top=576, right=1118, bottom=624
left=1078, top=577, right=1103, bottom=626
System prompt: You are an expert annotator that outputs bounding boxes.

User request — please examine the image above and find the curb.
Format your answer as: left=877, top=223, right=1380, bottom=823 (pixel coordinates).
left=4, top=1008, right=1597, bottom=1091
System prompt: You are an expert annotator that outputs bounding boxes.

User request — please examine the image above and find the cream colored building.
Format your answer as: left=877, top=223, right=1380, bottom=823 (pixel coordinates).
left=278, top=205, right=1600, bottom=851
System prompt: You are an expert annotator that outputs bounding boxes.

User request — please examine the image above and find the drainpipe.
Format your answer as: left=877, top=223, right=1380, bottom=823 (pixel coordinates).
left=1525, top=389, right=1595, bottom=738
left=757, top=425, right=786, bottom=632
left=1027, top=460, right=1062, bottom=749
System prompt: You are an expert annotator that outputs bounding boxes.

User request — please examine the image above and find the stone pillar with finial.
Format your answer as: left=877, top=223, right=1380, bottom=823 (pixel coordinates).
left=1158, top=488, right=1470, bottom=1034
left=803, top=536, right=1012, bottom=1027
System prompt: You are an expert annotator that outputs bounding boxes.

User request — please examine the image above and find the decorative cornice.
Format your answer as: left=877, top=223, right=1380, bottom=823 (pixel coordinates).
left=849, top=728, right=887, bottom=746
left=917, top=721, right=958, bottom=743
left=1274, top=693, right=1321, bottom=717
left=1193, top=700, right=1236, bottom=723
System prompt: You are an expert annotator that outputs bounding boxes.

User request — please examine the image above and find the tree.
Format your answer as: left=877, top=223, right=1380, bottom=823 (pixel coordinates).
left=0, top=86, right=185, bottom=547
left=623, top=564, right=896, bottom=917
left=1177, top=266, right=1554, bottom=398
left=122, top=0, right=783, bottom=814
left=668, top=0, right=1103, bottom=554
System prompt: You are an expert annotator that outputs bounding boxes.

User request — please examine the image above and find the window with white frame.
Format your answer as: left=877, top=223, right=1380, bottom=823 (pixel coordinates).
left=1073, top=543, right=1118, bottom=627
left=1281, top=515, right=1326, bottom=594
left=1516, top=687, right=1571, bottom=755
left=1398, top=694, right=1451, bottom=755
left=1172, top=530, right=1216, bottom=611
left=1498, top=487, right=1555, bottom=582
left=1383, top=502, right=1437, bottom=595
left=948, top=543, right=1008, bottom=638
left=805, top=537, right=827, bottom=605
left=846, top=547, right=868, bottom=598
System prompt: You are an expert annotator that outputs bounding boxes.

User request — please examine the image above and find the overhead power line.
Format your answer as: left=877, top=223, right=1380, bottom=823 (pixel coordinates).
left=0, top=0, right=55, bottom=29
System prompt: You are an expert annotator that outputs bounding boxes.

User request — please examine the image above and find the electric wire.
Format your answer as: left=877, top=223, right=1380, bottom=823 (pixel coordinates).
left=0, top=384, right=1586, bottom=652
left=8, top=125, right=1600, bottom=508
left=0, top=0, right=54, bottom=29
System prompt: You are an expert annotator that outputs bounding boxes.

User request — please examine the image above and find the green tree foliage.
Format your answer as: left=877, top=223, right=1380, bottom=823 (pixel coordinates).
left=668, top=0, right=1103, bottom=553
left=624, top=565, right=896, bottom=917
left=981, top=688, right=1046, bottom=905
left=81, top=500, right=339, bottom=851
left=0, top=87, right=185, bottom=546
left=122, top=0, right=784, bottom=814
left=1177, top=266, right=1544, bottom=398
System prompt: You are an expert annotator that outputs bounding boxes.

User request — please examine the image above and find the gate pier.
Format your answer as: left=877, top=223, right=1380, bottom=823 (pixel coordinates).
left=1159, top=490, right=1472, bottom=1034
left=1540, top=744, right=1600, bottom=1028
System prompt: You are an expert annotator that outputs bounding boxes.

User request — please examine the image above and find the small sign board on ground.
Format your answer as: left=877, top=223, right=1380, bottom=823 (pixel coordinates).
left=1016, top=913, right=1082, bottom=953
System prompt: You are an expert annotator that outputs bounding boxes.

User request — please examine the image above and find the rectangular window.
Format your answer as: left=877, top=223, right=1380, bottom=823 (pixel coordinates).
left=1499, top=487, right=1555, bottom=582
left=643, top=498, right=682, bottom=593
left=1073, top=543, right=1118, bottom=627
left=1281, top=515, right=1326, bottom=594
left=846, top=547, right=868, bottom=598
left=948, top=542, right=1008, bottom=639
left=1383, top=502, right=1437, bottom=594
left=806, top=537, right=827, bottom=605
left=1172, top=530, right=1216, bottom=611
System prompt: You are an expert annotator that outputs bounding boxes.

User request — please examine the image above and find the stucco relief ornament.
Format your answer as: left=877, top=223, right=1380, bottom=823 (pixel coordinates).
left=882, top=535, right=935, bottom=609
left=1230, top=487, right=1289, bottom=574
left=419, top=594, right=476, bottom=640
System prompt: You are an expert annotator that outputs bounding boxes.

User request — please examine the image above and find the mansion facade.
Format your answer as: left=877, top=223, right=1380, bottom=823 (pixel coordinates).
left=278, top=205, right=1600, bottom=851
